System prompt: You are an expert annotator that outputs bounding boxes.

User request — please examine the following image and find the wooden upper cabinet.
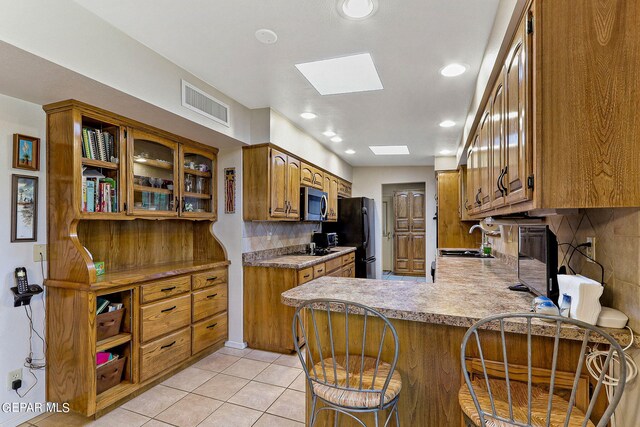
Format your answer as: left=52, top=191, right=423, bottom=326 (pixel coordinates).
left=180, top=145, right=216, bottom=220
left=504, top=16, right=531, bottom=206
left=300, top=162, right=323, bottom=190
left=269, top=148, right=289, bottom=219
left=490, top=70, right=506, bottom=209
left=324, top=173, right=339, bottom=221
left=128, top=129, right=180, bottom=217
left=338, top=179, right=352, bottom=198
left=478, top=109, right=492, bottom=210
left=287, top=156, right=301, bottom=219
left=467, top=135, right=479, bottom=214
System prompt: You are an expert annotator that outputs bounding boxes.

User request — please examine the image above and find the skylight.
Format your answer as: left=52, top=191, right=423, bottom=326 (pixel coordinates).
left=295, top=53, right=383, bottom=95
left=369, top=145, right=410, bottom=155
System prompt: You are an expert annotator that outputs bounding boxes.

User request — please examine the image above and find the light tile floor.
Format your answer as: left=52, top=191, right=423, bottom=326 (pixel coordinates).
left=382, top=272, right=429, bottom=282
left=22, top=347, right=306, bottom=427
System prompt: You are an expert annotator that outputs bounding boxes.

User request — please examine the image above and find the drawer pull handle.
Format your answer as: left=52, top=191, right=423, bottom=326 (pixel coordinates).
left=161, top=286, right=177, bottom=292
left=161, top=306, right=177, bottom=313
left=206, top=323, right=218, bottom=329
left=207, top=276, right=218, bottom=281
left=206, top=293, right=218, bottom=299
left=99, top=320, right=116, bottom=327
left=304, top=274, right=311, bottom=278
left=161, top=341, right=176, bottom=349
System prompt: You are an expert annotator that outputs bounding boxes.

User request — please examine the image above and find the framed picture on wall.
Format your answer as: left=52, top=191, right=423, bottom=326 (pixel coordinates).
left=11, top=174, right=38, bottom=242
left=13, top=134, right=40, bottom=171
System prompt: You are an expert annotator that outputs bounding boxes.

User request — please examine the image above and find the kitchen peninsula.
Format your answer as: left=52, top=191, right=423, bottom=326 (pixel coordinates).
left=281, top=256, right=637, bottom=426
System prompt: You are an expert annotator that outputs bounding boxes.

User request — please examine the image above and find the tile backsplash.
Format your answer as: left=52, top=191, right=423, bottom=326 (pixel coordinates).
left=489, top=208, right=640, bottom=331
left=242, top=221, right=321, bottom=253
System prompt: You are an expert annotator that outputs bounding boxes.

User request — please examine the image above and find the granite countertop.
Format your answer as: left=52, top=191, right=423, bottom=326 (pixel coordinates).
left=243, top=246, right=357, bottom=269
left=281, top=255, right=638, bottom=347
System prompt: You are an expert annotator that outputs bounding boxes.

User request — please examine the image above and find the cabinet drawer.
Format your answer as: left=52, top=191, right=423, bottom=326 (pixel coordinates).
left=341, top=252, right=355, bottom=265
left=192, top=311, right=228, bottom=355
left=192, top=268, right=227, bottom=290
left=326, top=257, right=342, bottom=273
left=192, top=284, right=228, bottom=323
left=313, top=263, right=326, bottom=278
left=141, top=294, right=191, bottom=343
left=140, top=276, right=191, bottom=304
left=140, top=327, right=191, bottom=382
left=298, top=267, right=314, bottom=285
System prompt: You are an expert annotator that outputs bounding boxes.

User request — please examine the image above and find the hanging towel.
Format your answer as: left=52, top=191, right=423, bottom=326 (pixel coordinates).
left=557, top=274, right=603, bottom=325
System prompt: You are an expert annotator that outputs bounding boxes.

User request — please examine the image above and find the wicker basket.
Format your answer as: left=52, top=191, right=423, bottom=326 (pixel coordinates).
left=96, top=308, right=125, bottom=341
left=96, top=356, right=126, bottom=395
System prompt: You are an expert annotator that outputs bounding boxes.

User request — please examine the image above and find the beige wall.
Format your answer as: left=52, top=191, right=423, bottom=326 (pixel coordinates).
left=489, top=208, right=640, bottom=331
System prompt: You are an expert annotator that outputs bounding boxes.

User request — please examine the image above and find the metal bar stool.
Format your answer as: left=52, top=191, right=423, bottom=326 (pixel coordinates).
left=292, top=298, right=402, bottom=427
left=459, top=313, right=627, bottom=427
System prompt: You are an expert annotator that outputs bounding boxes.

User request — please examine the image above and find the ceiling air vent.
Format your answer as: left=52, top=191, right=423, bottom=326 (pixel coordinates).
left=181, top=80, right=230, bottom=126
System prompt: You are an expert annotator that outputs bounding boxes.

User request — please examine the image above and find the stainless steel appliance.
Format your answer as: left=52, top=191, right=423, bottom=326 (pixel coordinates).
left=312, top=232, right=337, bottom=249
left=323, top=197, right=376, bottom=278
left=301, top=187, right=328, bottom=221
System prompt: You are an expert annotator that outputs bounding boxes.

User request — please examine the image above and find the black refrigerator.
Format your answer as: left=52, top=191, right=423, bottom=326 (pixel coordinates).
left=323, top=197, right=376, bottom=278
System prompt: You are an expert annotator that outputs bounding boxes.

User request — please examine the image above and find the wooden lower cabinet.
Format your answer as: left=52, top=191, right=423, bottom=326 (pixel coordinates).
left=192, top=311, right=228, bottom=355
left=244, top=251, right=356, bottom=353
left=45, top=264, right=228, bottom=417
left=140, top=328, right=191, bottom=382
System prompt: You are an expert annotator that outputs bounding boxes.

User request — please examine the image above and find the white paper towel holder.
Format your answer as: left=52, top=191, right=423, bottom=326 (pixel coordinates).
left=596, top=307, right=628, bottom=329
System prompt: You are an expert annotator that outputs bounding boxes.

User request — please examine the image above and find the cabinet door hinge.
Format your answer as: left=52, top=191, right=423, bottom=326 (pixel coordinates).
left=123, top=202, right=127, bottom=211
left=527, top=16, right=534, bottom=34
left=269, top=207, right=272, bottom=215
left=527, top=175, right=535, bottom=189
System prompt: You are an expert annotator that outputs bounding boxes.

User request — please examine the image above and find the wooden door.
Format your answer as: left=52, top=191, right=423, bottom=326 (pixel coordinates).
left=505, top=16, right=532, bottom=205
left=411, top=233, right=426, bottom=273
left=478, top=109, right=492, bottom=210
left=394, top=233, right=411, bottom=273
left=128, top=129, right=179, bottom=217
left=410, top=191, right=425, bottom=232
left=269, top=148, right=288, bottom=218
left=491, top=71, right=506, bottom=208
left=394, top=192, right=410, bottom=232
left=287, top=156, right=300, bottom=219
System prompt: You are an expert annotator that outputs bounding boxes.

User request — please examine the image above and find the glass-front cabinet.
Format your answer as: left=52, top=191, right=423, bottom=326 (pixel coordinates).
left=180, top=145, right=216, bottom=220
left=127, top=129, right=179, bottom=217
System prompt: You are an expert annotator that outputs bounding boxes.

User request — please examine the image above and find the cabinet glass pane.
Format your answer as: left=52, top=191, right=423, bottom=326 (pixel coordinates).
left=183, top=153, right=213, bottom=214
left=132, top=139, right=175, bottom=212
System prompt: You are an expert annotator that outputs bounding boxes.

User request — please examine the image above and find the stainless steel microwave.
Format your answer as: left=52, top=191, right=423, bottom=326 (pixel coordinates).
left=301, top=187, right=328, bottom=221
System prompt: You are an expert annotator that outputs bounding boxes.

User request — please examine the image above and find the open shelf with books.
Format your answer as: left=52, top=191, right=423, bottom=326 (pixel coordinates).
left=80, top=115, right=124, bottom=216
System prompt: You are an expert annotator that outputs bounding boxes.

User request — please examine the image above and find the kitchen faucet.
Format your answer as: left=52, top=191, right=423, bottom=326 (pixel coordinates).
left=469, top=223, right=500, bottom=253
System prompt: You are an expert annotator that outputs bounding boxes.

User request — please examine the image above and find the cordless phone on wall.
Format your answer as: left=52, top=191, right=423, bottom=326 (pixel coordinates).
left=15, top=267, right=29, bottom=294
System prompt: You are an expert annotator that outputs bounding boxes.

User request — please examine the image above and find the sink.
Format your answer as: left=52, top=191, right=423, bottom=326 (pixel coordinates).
left=439, top=249, right=494, bottom=259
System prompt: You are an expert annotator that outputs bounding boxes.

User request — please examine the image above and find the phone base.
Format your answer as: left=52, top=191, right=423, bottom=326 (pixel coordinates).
left=10, top=285, right=43, bottom=307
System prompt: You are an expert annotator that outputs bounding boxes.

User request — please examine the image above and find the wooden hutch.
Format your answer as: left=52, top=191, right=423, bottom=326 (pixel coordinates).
left=43, top=100, right=229, bottom=417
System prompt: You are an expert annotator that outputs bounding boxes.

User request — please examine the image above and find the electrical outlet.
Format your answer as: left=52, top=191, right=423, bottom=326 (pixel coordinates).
left=7, top=368, right=22, bottom=391
left=33, top=244, right=47, bottom=262
left=586, top=237, right=596, bottom=262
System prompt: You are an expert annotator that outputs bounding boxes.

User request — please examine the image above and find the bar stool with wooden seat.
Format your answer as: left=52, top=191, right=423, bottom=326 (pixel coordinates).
left=292, top=299, right=402, bottom=427
left=459, top=313, right=627, bottom=427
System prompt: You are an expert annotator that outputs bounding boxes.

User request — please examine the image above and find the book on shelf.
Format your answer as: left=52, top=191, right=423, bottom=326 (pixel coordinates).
left=107, top=303, right=123, bottom=313
left=82, top=168, right=118, bottom=213
left=81, top=127, right=117, bottom=163
left=96, top=298, right=110, bottom=315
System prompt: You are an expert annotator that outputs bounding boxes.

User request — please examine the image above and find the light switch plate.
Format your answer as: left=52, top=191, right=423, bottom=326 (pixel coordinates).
left=33, top=244, right=47, bottom=262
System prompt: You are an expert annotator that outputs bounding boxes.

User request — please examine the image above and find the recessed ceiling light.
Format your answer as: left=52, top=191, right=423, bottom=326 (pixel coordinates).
left=340, top=0, right=376, bottom=19
left=300, top=112, right=317, bottom=119
left=369, top=145, right=410, bottom=155
left=440, top=63, right=467, bottom=77
left=345, top=149, right=356, bottom=154
left=295, top=53, right=383, bottom=95
left=255, top=29, right=278, bottom=44
left=331, top=136, right=343, bottom=143
left=439, top=149, right=452, bottom=155
left=323, top=130, right=337, bottom=137
left=439, top=120, right=456, bottom=128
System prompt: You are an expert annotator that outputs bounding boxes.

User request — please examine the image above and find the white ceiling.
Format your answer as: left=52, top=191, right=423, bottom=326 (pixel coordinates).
left=74, top=0, right=500, bottom=166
